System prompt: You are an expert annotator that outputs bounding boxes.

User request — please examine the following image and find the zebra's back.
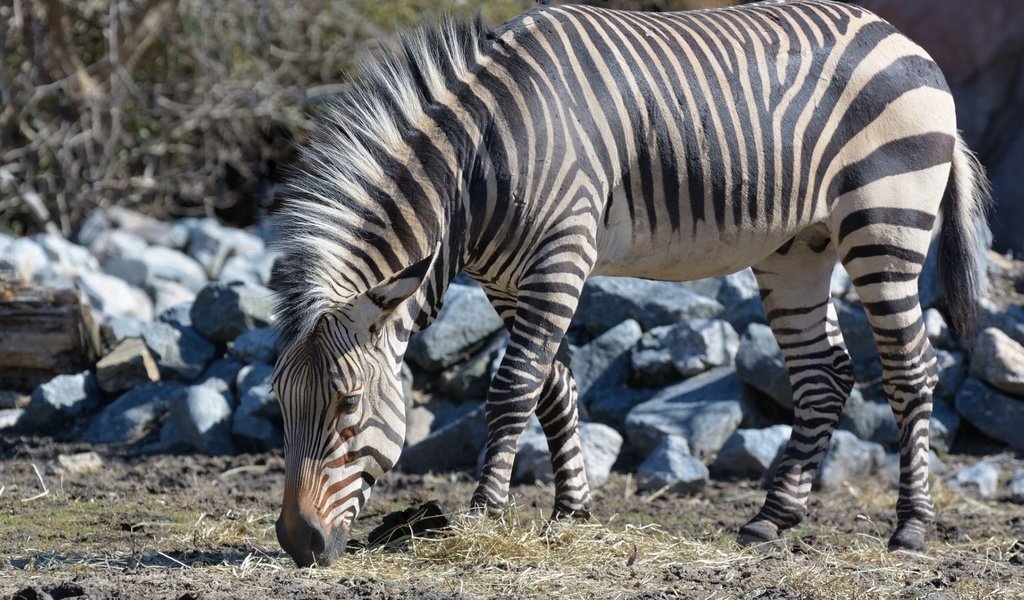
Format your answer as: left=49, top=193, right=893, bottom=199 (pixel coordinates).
left=480, top=0, right=955, bottom=281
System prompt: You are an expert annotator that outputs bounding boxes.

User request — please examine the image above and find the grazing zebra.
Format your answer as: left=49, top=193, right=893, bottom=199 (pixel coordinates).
left=270, top=0, right=990, bottom=566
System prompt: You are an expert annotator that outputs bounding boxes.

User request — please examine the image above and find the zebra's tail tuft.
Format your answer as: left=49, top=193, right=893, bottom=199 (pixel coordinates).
left=938, top=133, right=992, bottom=342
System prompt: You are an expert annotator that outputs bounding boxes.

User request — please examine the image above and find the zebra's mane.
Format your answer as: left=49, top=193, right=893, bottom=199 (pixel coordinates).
left=272, top=14, right=492, bottom=349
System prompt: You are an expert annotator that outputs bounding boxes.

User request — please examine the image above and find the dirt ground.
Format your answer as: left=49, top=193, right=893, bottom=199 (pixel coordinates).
left=1, top=437, right=1022, bottom=600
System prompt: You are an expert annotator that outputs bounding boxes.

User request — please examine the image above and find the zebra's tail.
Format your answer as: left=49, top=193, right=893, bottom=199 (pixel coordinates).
left=938, top=133, right=992, bottom=342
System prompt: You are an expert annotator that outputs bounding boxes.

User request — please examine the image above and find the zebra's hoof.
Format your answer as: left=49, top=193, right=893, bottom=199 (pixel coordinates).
left=888, top=524, right=926, bottom=553
left=737, top=520, right=780, bottom=547
left=550, top=506, right=592, bottom=522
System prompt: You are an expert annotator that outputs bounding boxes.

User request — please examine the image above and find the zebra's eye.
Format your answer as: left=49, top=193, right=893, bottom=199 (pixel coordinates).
left=337, top=393, right=361, bottom=413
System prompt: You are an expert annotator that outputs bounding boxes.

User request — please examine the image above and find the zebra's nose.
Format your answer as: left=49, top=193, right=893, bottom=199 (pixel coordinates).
left=277, top=508, right=326, bottom=567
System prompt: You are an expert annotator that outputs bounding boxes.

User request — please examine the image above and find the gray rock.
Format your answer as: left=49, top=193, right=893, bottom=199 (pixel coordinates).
left=102, top=257, right=149, bottom=288
left=949, top=461, right=1000, bottom=498
left=815, top=430, right=886, bottom=489
left=195, top=358, right=243, bottom=398
left=838, top=388, right=898, bottom=447
left=105, top=316, right=146, bottom=342
left=931, top=396, right=960, bottom=453
left=1007, top=469, right=1024, bottom=503
left=236, top=363, right=274, bottom=398
left=586, top=387, right=656, bottom=433
left=165, top=384, right=236, bottom=455
left=438, top=333, right=505, bottom=402
left=834, top=301, right=882, bottom=382
left=157, top=302, right=193, bottom=328
left=934, top=349, right=968, bottom=399
left=21, top=372, right=101, bottom=426
left=508, top=420, right=622, bottom=488
left=151, top=280, right=197, bottom=317
left=232, top=380, right=283, bottom=451
left=406, top=284, right=504, bottom=372
left=230, top=327, right=279, bottom=364
left=218, top=251, right=278, bottom=287
left=191, top=281, right=276, bottom=342
left=680, top=270, right=765, bottom=330
left=571, top=319, right=642, bottom=401
left=979, top=297, right=1024, bottom=348
left=400, top=362, right=414, bottom=409
left=77, top=271, right=153, bottom=322
left=0, top=408, right=24, bottom=429
left=142, top=321, right=217, bottom=381
left=631, top=319, right=738, bottom=387
left=36, top=234, right=98, bottom=274
left=0, top=237, right=50, bottom=278
left=238, top=379, right=279, bottom=421
left=955, top=378, right=1024, bottom=451
left=636, top=436, right=708, bottom=495
left=95, top=337, right=161, bottom=394
left=400, top=405, right=487, bottom=473
left=82, top=382, right=185, bottom=444
left=735, top=323, right=792, bottom=410
left=141, top=246, right=208, bottom=292
left=712, top=425, right=791, bottom=479
left=830, top=263, right=853, bottom=302
left=924, top=308, right=955, bottom=350
left=405, top=405, right=439, bottom=447
left=969, top=328, right=1024, bottom=396
left=90, top=229, right=148, bottom=263
left=625, top=367, right=749, bottom=458
left=576, top=277, right=723, bottom=335
left=186, top=219, right=265, bottom=279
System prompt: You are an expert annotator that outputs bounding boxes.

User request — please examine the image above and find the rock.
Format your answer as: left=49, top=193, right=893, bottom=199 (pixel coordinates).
left=830, top=263, right=853, bottom=302
left=0, top=237, right=49, bottom=278
left=185, top=219, right=265, bottom=279
left=1007, top=469, right=1024, bottom=503
left=218, top=251, right=278, bottom=287
left=141, top=246, right=208, bottom=292
left=90, top=229, right=148, bottom=263
left=948, top=461, right=1000, bottom=498
left=157, top=303, right=193, bottom=328
left=586, top=387, right=656, bottom=433
left=884, top=450, right=946, bottom=488
left=400, top=362, right=414, bottom=408
left=142, top=321, right=217, bottom=381
left=190, top=281, right=276, bottom=342
left=712, top=425, right=791, bottom=479
left=955, top=378, right=1024, bottom=451
left=237, top=378, right=279, bottom=421
left=979, top=297, right=1024, bottom=348
left=151, top=280, right=196, bottom=317
left=406, top=284, right=504, bottom=372
left=195, top=358, right=243, bottom=394
left=232, top=378, right=282, bottom=451
left=625, top=367, right=749, bottom=458
left=930, top=396, right=960, bottom=453
left=229, top=327, right=279, bottom=364
left=405, top=405, right=439, bottom=447
left=576, top=277, right=723, bottom=335
left=838, top=388, right=898, bottom=447
left=924, top=308, right=955, bottom=350
left=105, top=315, right=147, bottom=342
left=834, top=301, right=882, bottom=382
left=814, top=430, right=886, bottom=489
left=0, top=408, right=23, bottom=429
left=236, top=363, right=274, bottom=398
left=165, top=384, right=236, bottom=455
left=36, top=234, right=98, bottom=275
left=934, top=349, right=968, bottom=399
left=437, top=333, right=505, bottom=402
left=508, top=420, right=622, bottom=488
left=400, top=405, right=487, bottom=473
left=21, top=372, right=101, bottom=426
left=680, top=270, right=765, bottom=330
left=82, top=382, right=185, bottom=444
left=735, top=323, right=792, bottom=410
left=76, top=271, right=153, bottom=322
left=95, top=338, right=160, bottom=393
left=969, top=328, right=1024, bottom=396
left=49, top=451, right=105, bottom=475
left=571, top=319, right=643, bottom=401
left=631, top=319, right=738, bottom=387
left=636, top=436, right=708, bottom=495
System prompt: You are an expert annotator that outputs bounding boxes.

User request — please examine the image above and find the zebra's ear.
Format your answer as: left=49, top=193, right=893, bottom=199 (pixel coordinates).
left=350, top=254, right=433, bottom=335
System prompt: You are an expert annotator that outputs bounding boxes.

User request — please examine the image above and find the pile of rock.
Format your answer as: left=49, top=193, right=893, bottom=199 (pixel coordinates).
left=2, top=208, right=1023, bottom=501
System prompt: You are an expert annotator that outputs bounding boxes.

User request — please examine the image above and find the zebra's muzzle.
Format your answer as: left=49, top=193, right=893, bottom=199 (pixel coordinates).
left=276, top=507, right=347, bottom=567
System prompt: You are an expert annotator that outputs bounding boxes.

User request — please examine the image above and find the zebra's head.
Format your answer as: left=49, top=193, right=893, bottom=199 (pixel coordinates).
left=273, top=259, right=431, bottom=567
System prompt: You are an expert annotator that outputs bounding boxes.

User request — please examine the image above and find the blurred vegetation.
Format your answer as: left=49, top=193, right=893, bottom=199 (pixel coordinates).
left=0, top=0, right=736, bottom=236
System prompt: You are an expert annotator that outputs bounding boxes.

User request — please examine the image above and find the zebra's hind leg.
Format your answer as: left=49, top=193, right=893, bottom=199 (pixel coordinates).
left=738, top=231, right=855, bottom=546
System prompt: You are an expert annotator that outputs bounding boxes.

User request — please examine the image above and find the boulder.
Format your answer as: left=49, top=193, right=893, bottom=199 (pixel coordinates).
left=814, top=430, right=886, bottom=489
left=36, top=234, right=98, bottom=275
left=625, top=367, right=749, bottom=458
left=95, top=337, right=160, bottom=394
left=195, top=358, right=243, bottom=394
left=165, top=384, right=236, bottom=455
left=954, top=378, right=1024, bottom=451
left=571, top=319, right=642, bottom=401
left=1007, top=469, right=1024, bottom=503
left=142, top=321, right=216, bottom=381
left=82, top=382, right=185, bottom=444
left=219, top=251, right=278, bottom=287
left=0, top=237, right=50, bottom=278
left=437, top=333, right=505, bottom=402
left=948, top=461, right=1000, bottom=498
left=969, top=328, right=1024, bottom=396
left=712, top=425, right=791, bottom=479
left=406, top=284, right=504, bottom=372
left=508, top=420, right=622, bottom=488
left=90, top=229, right=148, bottom=263
left=838, top=388, right=898, bottom=447
left=232, top=379, right=282, bottom=451
left=140, top=246, right=209, bottom=292
left=229, top=327, right=279, bottom=364
left=930, top=396, right=961, bottom=453
left=636, top=436, right=708, bottom=495
left=21, top=372, right=101, bottom=426
left=184, top=219, right=265, bottom=279
left=105, top=315, right=147, bottom=343
left=735, top=323, right=792, bottom=410
left=924, top=308, right=955, bottom=350
left=586, top=387, right=656, bottom=434
left=575, top=277, right=723, bottom=335
left=631, top=319, right=738, bottom=387
left=679, top=270, right=765, bottom=330
left=76, top=271, right=153, bottom=322
left=0, top=408, right=24, bottom=429
left=151, top=280, right=197, bottom=317
left=934, top=349, right=968, bottom=399
left=400, top=405, right=487, bottom=473
left=834, top=301, right=882, bottom=382
left=236, top=363, right=274, bottom=398
left=190, top=281, right=275, bottom=342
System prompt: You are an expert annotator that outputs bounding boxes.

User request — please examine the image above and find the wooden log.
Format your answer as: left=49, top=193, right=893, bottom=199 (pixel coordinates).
left=0, top=274, right=101, bottom=391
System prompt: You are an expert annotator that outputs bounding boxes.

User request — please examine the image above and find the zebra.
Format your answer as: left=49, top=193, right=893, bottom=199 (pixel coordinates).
left=270, top=0, right=990, bottom=567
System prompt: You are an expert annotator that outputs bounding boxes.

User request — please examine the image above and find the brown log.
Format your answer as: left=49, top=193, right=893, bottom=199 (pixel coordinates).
left=0, top=275, right=101, bottom=391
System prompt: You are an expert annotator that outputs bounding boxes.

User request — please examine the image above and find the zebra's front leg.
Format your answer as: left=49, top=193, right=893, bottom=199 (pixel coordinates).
left=738, top=236, right=855, bottom=546
left=536, top=342, right=591, bottom=520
